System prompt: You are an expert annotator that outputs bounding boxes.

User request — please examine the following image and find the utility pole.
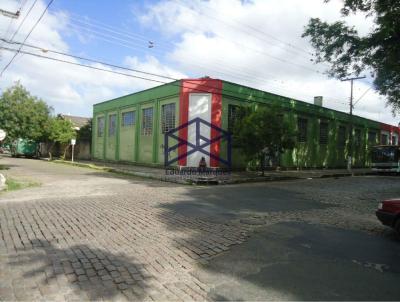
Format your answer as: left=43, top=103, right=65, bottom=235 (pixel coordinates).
left=0, top=8, right=20, bottom=19
left=341, top=76, right=366, bottom=171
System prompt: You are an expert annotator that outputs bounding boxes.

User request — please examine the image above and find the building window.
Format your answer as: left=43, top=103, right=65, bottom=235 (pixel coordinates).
left=297, top=118, right=308, bottom=143
left=97, top=116, right=104, bottom=137
left=161, top=103, right=176, bottom=133
left=381, top=133, right=389, bottom=145
left=122, top=111, right=135, bottom=127
left=392, top=134, right=398, bottom=145
left=368, top=131, right=376, bottom=144
left=338, top=126, right=346, bottom=147
left=355, top=129, right=362, bottom=146
left=319, top=121, right=328, bottom=145
left=108, top=114, right=116, bottom=136
left=228, top=104, right=240, bottom=133
left=142, top=107, right=153, bottom=136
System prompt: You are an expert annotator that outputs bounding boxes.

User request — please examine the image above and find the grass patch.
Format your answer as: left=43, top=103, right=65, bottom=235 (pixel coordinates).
left=4, top=177, right=40, bottom=192
left=0, top=164, right=10, bottom=170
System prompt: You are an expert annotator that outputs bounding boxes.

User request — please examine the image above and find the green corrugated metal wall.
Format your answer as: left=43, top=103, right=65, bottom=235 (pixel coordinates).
left=92, top=79, right=381, bottom=169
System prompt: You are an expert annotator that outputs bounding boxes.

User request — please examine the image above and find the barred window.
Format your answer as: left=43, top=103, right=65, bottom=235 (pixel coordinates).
left=142, top=107, right=153, bottom=136
left=319, top=121, right=328, bottom=145
left=161, top=103, right=176, bottom=133
left=122, top=111, right=135, bottom=127
left=97, top=116, right=105, bottom=137
left=338, top=126, right=346, bottom=147
left=355, top=129, right=362, bottom=146
left=392, top=134, right=398, bottom=145
left=381, top=133, right=389, bottom=145
left=368, top=131, right=376, bottom=144
left=108, top=114, right=116, bottom=136
left=228, top=104, right=240, bottom=133
left=297, top=118, right=308, bottom=143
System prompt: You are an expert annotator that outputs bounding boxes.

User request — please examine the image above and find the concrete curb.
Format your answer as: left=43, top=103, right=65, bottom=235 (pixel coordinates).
left=0, top=173, right=6, bottom=191
left=50, top=160, right=377, bottom=186
left=51, top=160, right=190, bottom=185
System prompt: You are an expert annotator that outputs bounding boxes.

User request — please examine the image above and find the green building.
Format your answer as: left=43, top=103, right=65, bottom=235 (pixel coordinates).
left=92, top=78, right=400, bottom=169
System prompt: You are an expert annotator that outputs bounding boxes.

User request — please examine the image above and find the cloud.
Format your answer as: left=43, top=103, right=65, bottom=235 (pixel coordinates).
left=0, top=0, right=396, bottom=126
left=0, top=0, right=186, bottom=117
left=139, top=0, right=396, bottom=124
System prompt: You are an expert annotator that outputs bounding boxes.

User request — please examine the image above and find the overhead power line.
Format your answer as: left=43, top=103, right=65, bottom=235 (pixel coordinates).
left=66, top=11, right=324, bottom=76
left=0, top=44, right=354, bottom=116
left=8, top=0, right=38, bottom=42
left=353, top=87, right=372, bottom=106
left=1, top=38, right=350, bottom=107
left=0, top=0, right=53, bottom=77
left=173, top=0, right=312, bottom=56
left=63, top=14, right=345, bottom=101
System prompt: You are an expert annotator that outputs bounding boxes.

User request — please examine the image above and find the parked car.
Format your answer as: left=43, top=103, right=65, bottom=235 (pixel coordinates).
left=11, top=138, right=40, bottom=158
left=376, top=199, right=400, bottom=235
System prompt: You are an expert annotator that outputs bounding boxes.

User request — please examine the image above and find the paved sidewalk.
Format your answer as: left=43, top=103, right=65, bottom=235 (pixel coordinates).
left=54, top=159, right=375, bottom=185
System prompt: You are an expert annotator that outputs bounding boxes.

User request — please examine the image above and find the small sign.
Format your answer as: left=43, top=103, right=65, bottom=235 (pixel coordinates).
left=0, top=129, right=6, bottom=141
left=71, top=139, right=76, bottom=145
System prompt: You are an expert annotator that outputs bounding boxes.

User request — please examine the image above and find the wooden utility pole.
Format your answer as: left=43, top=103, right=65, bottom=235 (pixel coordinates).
left=341, top=76, right=366, bottom=171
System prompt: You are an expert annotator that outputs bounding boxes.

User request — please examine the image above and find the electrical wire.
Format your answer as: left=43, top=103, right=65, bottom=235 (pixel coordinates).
left=63, top=17, right=344, bottom=101
left=353, top=87, right=372, bottom=106
left=0, top=0, right=53, bottom=77
left=2, top=37, right=350, bottom=104
left=8, top=0, right=38, bottom=42
left=66, top=11, right=325, bottom=75
left=1, top=44, right=353, bottom=116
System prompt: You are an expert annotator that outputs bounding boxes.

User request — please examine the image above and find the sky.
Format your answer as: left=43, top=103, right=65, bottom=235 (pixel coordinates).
left=0, top=0, right=398, bottom=125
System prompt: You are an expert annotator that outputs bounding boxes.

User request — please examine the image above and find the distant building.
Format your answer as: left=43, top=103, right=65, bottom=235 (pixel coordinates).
left=91, top=78, right=400, bottom=169
left=58, top=114, right=90, bottom=131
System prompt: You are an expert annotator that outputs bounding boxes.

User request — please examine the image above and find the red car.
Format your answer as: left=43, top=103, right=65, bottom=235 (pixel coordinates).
left=376, top=199, right=400, bottom=235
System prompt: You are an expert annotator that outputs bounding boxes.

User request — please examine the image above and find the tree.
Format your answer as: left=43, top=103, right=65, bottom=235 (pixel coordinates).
left=77, top=118, right=92, bottom=141
left=0, top=82, right=52, bottom=142
left=233, top=106, right=295, bottom=175
left=48, top=117, right=76, bottom=159
left=302, top=0, right=400, bottom=112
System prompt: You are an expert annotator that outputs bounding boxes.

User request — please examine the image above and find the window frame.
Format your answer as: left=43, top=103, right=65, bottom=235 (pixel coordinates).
left=141, top=107, right=153, bottom=136
left=121, top=110, right=135, bottom=127
left=97, top=116, right=105, bottom=137
left=368, top=131, right=377, bottom=144
left=319, top=121, right=329, bottom=145
left=108, top=114, right=117, bottom=137
left=297, top=117, right=308, bottom=143
left=337, top=125, right=347, bottom=147
left=161, top=103, right=176, bottom=134
left=228, top=104, right=241, bottom=133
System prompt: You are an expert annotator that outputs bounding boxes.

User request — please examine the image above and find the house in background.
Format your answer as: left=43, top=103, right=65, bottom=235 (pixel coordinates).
left=58, top=114, right=91, bottom=131
left=58, top=114, right=92, bottom=160
left=40, top=114, right=92, bottom=160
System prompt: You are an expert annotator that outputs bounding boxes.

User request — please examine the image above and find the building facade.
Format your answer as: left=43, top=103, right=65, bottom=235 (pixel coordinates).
left=92, top=78, right=400, bottom=169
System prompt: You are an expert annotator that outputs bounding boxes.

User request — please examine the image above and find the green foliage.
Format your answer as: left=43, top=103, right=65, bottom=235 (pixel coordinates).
left=0, top=82, right=52, bottom=142
left=77, top=118, right=92, bottom=141
left=4, top=177, right=40, bottom=192
left=233, top=106, right=295, bottom=173
left=302, top=0, right=400, bottom=112
left=48, top=118, right=75, bottom=144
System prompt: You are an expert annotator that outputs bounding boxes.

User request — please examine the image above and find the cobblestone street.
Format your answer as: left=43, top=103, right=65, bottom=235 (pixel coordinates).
left=1, top=157, right=400, bottom=301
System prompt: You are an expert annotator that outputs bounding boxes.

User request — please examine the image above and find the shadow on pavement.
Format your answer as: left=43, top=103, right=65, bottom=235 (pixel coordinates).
left=7, top=239, right=149, bottom=300
left=158, top=182, right=333, bottom=224
left=155, top=180, right=400, bottom=301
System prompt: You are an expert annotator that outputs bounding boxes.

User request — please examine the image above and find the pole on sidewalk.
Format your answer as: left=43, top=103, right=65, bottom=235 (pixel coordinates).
left=341, top=76, right=366, bottom=171
left=71, top=138, right=76, bottom=163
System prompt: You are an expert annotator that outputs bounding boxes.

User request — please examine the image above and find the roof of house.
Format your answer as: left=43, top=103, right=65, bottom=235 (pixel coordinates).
left=59, top=114, right=90, bottom=129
